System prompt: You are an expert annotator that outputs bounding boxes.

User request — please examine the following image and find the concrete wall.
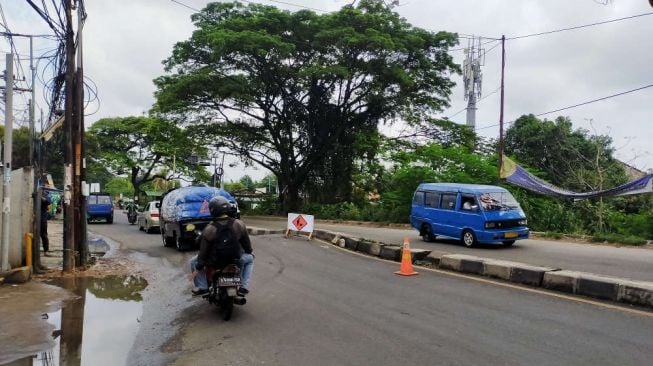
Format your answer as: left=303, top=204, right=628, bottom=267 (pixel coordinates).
left=0, top=167, right=35, bottom=268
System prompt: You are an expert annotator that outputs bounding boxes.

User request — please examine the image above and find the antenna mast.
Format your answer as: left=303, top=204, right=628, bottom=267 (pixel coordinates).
left=463, top=37, right=484, bottom=130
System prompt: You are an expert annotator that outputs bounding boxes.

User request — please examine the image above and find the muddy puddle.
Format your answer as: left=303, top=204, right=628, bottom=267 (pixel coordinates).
left=2, top=275, right=147, bottom=366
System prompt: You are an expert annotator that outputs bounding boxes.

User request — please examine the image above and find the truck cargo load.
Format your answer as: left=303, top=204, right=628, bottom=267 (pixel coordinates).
left=159, top=186, right=239, bottom=251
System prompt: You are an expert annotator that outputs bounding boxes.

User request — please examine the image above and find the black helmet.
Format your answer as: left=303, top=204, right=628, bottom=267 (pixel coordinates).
left=208, top=196, right=231, bottom=218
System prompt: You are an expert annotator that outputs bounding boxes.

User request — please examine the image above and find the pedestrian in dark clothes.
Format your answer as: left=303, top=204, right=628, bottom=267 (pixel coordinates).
left=41, top=195, right=52, bottom=256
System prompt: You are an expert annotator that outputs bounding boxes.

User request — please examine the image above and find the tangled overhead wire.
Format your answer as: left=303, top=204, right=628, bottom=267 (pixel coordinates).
left=16, top=0, right=98, bottom=128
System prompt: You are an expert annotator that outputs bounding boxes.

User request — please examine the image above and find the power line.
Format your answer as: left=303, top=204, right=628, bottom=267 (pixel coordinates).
left=258, top=0, right=328, bottom=13
left=170, top=0, right=200, bottom=12
left=0, top=4, right=33, bottom=110
left=171, top=0, right=328, bottom=13
left=507, top=11, right=653, bottom=40
left=475, top=83, right=653, bottom=131
left=448, top=38, right=498, bottom=52
left=534, top=84, right=653, bottom=117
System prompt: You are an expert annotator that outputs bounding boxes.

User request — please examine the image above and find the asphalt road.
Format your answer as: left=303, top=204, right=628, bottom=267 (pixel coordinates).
left=89, top=211, right=653, bottom=366
left=244, top=216, right=653, bottom=282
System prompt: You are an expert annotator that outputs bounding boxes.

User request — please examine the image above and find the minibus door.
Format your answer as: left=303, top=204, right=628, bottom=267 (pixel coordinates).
left=438, top=192, right=458, bottom=237
left=457, top=193, right=482, bottom=237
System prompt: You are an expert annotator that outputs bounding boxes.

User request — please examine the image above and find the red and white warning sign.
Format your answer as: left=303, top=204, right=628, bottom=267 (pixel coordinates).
left=287, top=213, right=314, bottom=233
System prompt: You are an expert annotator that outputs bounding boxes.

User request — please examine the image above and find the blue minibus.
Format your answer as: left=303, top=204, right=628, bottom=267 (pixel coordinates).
left=410, top=183, right=529, bottom=247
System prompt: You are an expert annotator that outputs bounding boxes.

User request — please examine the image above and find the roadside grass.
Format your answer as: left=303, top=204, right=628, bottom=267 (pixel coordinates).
left=590, top=233, right=647, bottom=246
left=542, top=231, right=564, bottom=240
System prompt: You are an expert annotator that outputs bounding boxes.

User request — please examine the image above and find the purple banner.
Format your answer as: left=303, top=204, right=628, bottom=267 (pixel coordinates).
left=501, top=156, right=653, bottom=199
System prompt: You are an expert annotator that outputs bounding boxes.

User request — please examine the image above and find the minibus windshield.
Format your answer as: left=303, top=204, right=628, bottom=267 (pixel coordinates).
left=479, top=192, right=520, bottom=211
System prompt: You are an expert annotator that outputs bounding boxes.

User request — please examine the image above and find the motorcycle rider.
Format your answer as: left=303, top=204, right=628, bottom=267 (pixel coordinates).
left=190, top=196, right=254, bottom=296
left=126, top=201, right=138, bottom=222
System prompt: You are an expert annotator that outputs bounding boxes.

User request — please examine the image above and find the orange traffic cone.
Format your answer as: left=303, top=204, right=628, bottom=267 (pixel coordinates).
left=394, top=237, right=418, bottom=276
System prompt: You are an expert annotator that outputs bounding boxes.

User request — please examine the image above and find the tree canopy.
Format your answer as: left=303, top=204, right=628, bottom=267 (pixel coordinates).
left=154, top=0, right=459, bottom=211
left=87, top=116, right=209, bottom=199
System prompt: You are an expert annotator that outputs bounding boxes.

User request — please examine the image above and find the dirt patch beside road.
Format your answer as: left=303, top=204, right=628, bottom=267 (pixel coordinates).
left=34, top=256, right=143, bottom=281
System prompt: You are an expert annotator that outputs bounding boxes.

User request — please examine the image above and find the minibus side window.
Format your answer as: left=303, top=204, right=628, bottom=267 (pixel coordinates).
left=413, top=191, right=425, bottom=205
left=460, top=194, right=478, bottom=211
left=440, top=193, right=456, bottom=210
left=424, top=192, right=440, bottom=208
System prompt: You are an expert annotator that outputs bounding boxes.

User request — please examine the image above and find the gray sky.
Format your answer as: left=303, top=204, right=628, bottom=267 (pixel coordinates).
left=3, top=0, right=652, bottom=182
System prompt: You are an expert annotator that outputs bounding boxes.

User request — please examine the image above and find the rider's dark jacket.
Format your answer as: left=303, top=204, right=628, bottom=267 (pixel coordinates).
left=195, top=215, right=252, bottom=271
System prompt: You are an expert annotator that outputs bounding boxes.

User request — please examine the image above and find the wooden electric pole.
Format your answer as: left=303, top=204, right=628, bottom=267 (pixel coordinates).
left=63, top=0, right=76, bottom=272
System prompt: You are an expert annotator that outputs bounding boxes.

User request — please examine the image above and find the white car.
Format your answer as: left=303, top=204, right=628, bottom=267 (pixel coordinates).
left=138, top=201, right=161, bottom=233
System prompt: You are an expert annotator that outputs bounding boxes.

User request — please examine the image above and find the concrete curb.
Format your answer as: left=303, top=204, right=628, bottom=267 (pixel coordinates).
left=247, top=227, right=286, bottom=236
left=305, top=229, right=653, bottom=310
left=245, top=215, right=412, bottom=228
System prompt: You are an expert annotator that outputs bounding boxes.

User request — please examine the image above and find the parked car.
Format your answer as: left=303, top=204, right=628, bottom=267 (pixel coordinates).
left=87, top=192, right=114, bottom=224
left=159, top=186, right=239, bottom=251
left=138, top=201, right=161, bottom=233
left=410, top=183, right=529, bottom=247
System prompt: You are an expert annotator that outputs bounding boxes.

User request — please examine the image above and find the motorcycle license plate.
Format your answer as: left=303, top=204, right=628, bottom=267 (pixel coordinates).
left=218, top=276, right=241, bottom=287
left=504, top=232, right=518, bottom=239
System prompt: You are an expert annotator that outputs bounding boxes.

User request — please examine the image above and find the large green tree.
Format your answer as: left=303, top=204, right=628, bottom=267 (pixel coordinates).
left=504, top=114, right=633, bottom=233
left=88, top=116, right=209, bottom=199
left=504, top=114, right=627, bottom=191
left=0, top=126, right=31, bottom=170
left=154, top=0, right=459, bottom=211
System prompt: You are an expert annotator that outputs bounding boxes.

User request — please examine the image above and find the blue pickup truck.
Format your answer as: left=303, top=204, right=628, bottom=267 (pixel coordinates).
left=87, top=192, right=114, bottom=224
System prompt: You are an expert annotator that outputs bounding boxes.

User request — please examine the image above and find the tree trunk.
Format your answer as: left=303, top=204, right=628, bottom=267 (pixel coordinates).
left=279, top=179, right=301, bottom=213
left=131, top=168, right=142, bottom=206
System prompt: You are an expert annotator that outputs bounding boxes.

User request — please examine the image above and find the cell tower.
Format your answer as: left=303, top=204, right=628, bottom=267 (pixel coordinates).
left=463, top=37, right=484, bottom=130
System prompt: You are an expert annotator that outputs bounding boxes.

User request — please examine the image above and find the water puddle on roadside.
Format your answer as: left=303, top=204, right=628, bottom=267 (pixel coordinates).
left=3, top=275, right=147, bottom=366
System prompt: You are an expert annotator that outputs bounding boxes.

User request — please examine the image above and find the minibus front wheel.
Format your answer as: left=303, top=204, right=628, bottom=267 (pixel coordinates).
left=462, top=229, right=477, bottom=248
left=421, top=224, right=435, bottom=242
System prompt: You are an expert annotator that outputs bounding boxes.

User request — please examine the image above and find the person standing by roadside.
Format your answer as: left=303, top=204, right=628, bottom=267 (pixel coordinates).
left=41, top=195, right=52, bottom=256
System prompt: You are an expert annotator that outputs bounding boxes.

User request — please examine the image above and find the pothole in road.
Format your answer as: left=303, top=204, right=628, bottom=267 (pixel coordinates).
left=3, top=275, right=147, bottom=366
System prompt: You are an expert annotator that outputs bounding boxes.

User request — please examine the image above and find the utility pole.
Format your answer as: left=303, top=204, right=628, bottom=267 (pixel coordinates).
left=218, top=152, right=225, bottom=189
left=463, top=37, right=484, bottom=130
left=498, top=35, right=506, bottom=183
left=63, top=0, right=76, bottom=272
left=1, top=54, right=14, bottom=272
left=29, top=35, right=44, bottom=271
left=29, top=36, right=35, bottom=167
left=75, top=2, right=88, bottom=266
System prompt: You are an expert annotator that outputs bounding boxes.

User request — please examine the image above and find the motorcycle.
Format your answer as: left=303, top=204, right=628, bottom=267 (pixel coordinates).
left=127, top=209, right=137, bottom=225
left=204, top=263, right=247, bottom=321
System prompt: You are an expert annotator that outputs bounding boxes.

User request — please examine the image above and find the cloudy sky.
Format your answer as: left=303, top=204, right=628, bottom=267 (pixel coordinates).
left=3, top=0, right=652, bottom=181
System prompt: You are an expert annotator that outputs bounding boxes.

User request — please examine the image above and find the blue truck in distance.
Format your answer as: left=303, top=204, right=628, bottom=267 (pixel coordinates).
left=87, top=192, right=114, bottom=224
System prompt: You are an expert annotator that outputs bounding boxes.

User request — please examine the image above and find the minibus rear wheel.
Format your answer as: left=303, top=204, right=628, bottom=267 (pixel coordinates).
left=462, top=229, right=477, bottom=248
left=421, top=224, right=435, bottom=242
